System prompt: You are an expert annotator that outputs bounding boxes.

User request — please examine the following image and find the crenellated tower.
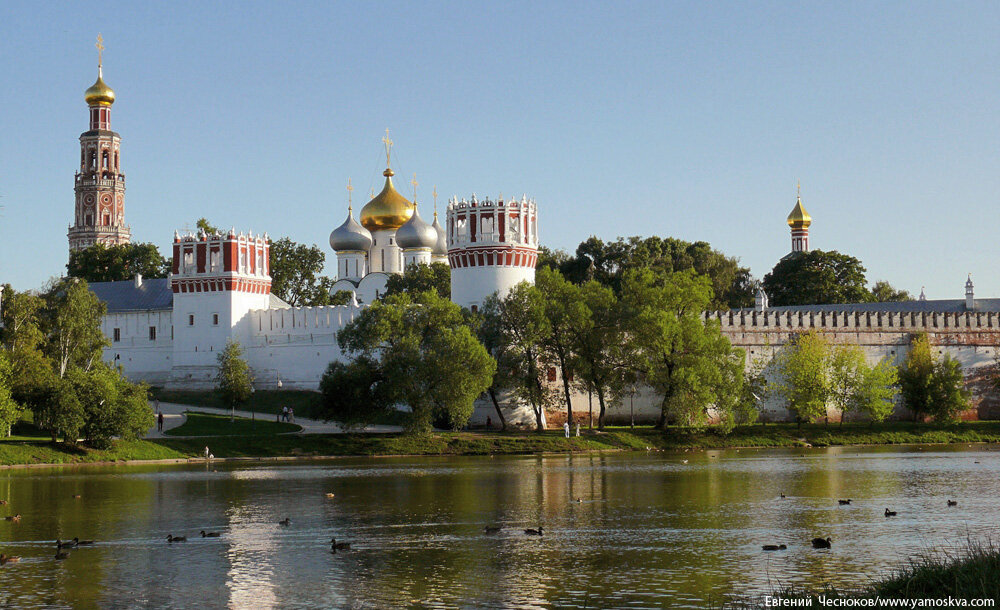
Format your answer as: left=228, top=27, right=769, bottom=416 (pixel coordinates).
left=786, top=183, right=811, bottom=254
left=69, top=35, right=131, bottom=253
left=447, top=194, right=538, bottom=310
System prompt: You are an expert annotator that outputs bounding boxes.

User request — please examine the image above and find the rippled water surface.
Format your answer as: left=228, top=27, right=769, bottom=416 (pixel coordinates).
left=2, top=445, right=999, bottom=608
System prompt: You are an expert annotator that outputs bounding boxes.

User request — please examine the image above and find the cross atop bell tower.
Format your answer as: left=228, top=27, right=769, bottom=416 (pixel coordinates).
left=69, top=35, right=131, bottom=253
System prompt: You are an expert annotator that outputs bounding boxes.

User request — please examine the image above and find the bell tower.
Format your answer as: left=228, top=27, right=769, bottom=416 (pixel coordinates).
left=68, top=35, right=131, bottom=253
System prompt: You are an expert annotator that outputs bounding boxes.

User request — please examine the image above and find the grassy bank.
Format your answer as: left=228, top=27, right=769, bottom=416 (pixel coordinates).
left=723, top=542, right=1000, bottom=607
left=3, top=421, right=1000, bottom=468
left=617, top=420, right=1000, bottom=450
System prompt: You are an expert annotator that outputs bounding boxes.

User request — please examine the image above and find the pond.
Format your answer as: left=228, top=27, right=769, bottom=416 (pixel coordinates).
left=1, top=445, right=998, bottom=608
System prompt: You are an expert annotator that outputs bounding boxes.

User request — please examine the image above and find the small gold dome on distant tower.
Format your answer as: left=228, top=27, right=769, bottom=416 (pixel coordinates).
left=360, top=168, right=414, bottom=232
left=787, top=189, right=811, bottom=229
left=84, top=68, right=116, bottom=106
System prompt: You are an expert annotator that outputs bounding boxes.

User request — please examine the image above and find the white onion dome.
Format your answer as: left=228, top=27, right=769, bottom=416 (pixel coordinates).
left=329, top=207, right=373, bottom=252
left=395, top=205, right=438, bottom=250
left=431, top=212, right=447, bottom=256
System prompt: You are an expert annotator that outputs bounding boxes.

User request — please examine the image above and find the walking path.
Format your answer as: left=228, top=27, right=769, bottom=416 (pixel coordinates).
left=145, top=402, right=403, bottom=439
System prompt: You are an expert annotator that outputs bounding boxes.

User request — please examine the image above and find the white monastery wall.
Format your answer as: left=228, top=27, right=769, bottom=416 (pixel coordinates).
left=102, top=310, right=173, bottom=386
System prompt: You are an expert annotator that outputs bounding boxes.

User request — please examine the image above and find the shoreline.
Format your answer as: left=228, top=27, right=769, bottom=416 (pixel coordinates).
left=3, top=424, right=1000, bottom=470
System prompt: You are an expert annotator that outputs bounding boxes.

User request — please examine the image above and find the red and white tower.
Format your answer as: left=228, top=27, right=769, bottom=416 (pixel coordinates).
left=168, top=228, right=272, bottom=386
left=69, top=35, right=131, bottom=253
left=786, top=184, right=811, bottom=254
left=447, top=194, right=538, bottom=309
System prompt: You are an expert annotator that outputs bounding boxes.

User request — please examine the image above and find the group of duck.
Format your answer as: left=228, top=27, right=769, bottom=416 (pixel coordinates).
left=762, top=497, right=960, bottom=552
left=484, top=525, right=544, bottom=536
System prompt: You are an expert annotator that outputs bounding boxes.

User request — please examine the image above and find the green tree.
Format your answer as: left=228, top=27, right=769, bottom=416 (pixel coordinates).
left=536, top=267, right=584, bottom=425
left=481, top=282, right=555, bottom=431
left=772, top=331, right=830, bottom=426
left=737, top=354, right=767, bottom=426
left=762, top=250, right=871, bottom=306
left=217, top=340, right=254, bottom=418
left=927, top=356, right=971, bottom=423
left=269, top=237, right=336, bottom=306
left=898, top=333, right=935, bottom=421
left=68, top=363, right=153, bottom=448
left=829, top=345, right=898, bottom=424
left=28, top=372, right=85, bottom=443
left=383, top=262, right=451, bottom=301
left=0, top=287, right=52, bottom=402
left=554, top=235, right=755, bottom=309
left=0, top=351, right=20, bottom=437
left=328, top=290, right=355, bottom=306
left=67, top=243, right=171, bottom=282
left=196, top=218, right=221, bottom=234
left=41, top=278, right=108, bottom=378
left=318, top=357, right=391, bottom=430
left=338, top=291, right=495, bottom=433
left=569, top=280, right=634, bottom=429
left=621, top=268, right=744, bottom=429
left=870, top=280, right=912, bottom=302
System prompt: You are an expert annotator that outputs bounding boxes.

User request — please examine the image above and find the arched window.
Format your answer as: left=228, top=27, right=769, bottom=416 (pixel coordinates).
left=102, top=151, right=109, bottom=169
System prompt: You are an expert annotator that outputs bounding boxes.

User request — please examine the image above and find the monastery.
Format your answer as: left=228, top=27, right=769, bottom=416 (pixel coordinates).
left=71, top=43, right=1000, bottom=425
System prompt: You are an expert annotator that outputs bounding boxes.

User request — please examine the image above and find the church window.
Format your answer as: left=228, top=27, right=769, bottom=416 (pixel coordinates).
left=183, top=250, right=194, bottom=272
left=148, top=326, right=157, bottom=341
left=210, top=249, right=221, bottom=272
left=212, top=313, right=219, bottom=326
left=547, top=367, right=557, bottom=382
left=188, top=314, right=195, bottom=326
left=239, top=249, right=247, bottom=273
left=113, top=328, right=121, bottom=342
left=389, top=238, right=394, bottom=245
left=89, top=150, right=97, bottom=170
left=256, top=250, right=263, bottom=274
left=471, top=305, right=478, bottom=313
left=102, top=150, right=109, bottom=169
left=85, top=214, right=93, bottom=226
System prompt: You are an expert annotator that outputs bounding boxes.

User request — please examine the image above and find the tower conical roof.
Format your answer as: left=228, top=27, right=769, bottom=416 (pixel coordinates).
left=330, top=207, right=373, bottom=252
left=396, top=204, right=437, bottom=250
left=787, top=196, right=811, bottom=229
left=360, top=168, right=413, bottom=231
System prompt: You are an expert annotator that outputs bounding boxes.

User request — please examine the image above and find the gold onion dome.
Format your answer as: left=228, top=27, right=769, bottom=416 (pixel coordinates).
left=84, top=67, right=115, bottom=106
left=360, top=168, right=413, bottom=231
left=787, top=196, right=811, bottom=229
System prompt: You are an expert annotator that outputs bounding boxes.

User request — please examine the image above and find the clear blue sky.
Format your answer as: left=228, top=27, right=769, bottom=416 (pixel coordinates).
left=3, top=1, right=1000, bottom=299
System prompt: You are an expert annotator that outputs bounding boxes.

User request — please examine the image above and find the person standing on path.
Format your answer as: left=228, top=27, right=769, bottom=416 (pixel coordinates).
left=289, top=407, right=294, bottom=423
left=157, top=412, right=164, bottom=432
left=564, top=422, right=570, bottom=438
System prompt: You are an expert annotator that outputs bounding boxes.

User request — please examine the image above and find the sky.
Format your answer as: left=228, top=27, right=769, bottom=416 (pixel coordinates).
left=2, top=1, right=1000, bottom=299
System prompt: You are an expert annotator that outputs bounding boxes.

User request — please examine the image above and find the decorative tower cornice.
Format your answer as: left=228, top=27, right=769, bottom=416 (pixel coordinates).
left=69, top=35, right=131, bottom=253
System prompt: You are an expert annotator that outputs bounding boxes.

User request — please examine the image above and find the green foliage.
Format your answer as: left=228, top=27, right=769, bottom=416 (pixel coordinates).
left=41, top=278, right=109, bottom=377
left=548, top=235, right=755, bottom=309
left=737, top=354, right=767, bottom=426
left=67, top=242, right=171, bottom=282
left=29, top=373, right=85, bottom=443
left=67, top=363, right=154, bottom=448
left=328, top=290, right=355, bottom=306
left=268, top=237, right=336, bottom=306
left=318, top=357, right=391, bottom=430
left=762, top=249, right=871, bottom=306
left=898, top=333, right=969, bottom=422
left=196, top=218, right=221, bottom=234
left=383, top=262, right=451, bottom=301
left=0, top=352, right=21, bottom=437
left=480, top=282, right=556, bottom=431
left=338, top=291, right=495, bottom=433
left=216, top=340, right=254, bottom=409
left=536, top=267, right=584, bottom=422
left=622, top=268, right=744, bottom=429
left=569, top=280, right=634, bottom=428
left=829, top=345, right=898, bottom=423
left=927, top=355, right=971, bottom=423
left=771, top=331, right=831, bottom=424
left=870, top=280, right=912, bottom=302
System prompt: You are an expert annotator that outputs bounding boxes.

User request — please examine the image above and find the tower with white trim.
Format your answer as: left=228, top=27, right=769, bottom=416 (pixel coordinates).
left=786, top=184, right=811, bottom=255
left=447, top=194, right=538, bottom=310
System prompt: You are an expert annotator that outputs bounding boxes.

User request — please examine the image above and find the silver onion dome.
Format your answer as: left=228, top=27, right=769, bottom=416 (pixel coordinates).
left=329, top=208, right=373, bottom=252
left=395, top=205, right=438, bottom=250
left=431, top=213, right=447, bottom=256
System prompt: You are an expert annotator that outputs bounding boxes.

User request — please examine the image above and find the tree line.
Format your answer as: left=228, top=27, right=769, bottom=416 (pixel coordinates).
left=0, top=279, right=152, bottom=445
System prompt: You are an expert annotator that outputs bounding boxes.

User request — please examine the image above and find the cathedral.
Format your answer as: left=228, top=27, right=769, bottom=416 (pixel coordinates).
left=74, top=41, right=539, bottom=402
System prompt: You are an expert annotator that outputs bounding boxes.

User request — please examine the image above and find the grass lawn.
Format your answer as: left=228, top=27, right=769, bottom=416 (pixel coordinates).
left=165, top=411, right=302, bottom=437
left=0, top=439, right=188, bottom=466
left=148, top=388, right=410, bottom=426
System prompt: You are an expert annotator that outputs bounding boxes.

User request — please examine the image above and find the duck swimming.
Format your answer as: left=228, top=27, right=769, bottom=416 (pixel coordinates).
left=278, top=518, right=291, bottom=526
left=838, top=499, right=851, bottom=505
left=524, top=527, right=543, bottom=536
left=947, top=500, right=958, bottom=507
left=811, top=537, right=832, bottom=549
left=166, top=534, right=187, bottom=542
left=0, top=553, right=21, bottom=565
left=483, top=525, right=502, bottom=534
left=330, top=538, right=351, bottom=550
left=200, top=531, right=221, bottom=537
left=884, top=508, right=897, bottom=517
left=762, top=544, right=787, bottom=551
left=3, top=514, right=20, bottom=522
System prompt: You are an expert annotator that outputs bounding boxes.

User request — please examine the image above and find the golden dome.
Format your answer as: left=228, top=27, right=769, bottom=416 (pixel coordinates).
left=84, top=67, right=115, bottom=106
left=787, top=196, right=811, bottom=229
left=360, top=168, right=414, bottom=231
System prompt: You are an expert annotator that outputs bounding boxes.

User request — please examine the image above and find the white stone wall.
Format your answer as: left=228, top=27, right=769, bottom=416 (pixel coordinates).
left=102, top=310, right=173, bottom=385
left=450, top=265, right=535, bottom=310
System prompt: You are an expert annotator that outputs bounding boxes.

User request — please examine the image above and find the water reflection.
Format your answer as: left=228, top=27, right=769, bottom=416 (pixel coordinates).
left=1, top=446, right=999, bottom=608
